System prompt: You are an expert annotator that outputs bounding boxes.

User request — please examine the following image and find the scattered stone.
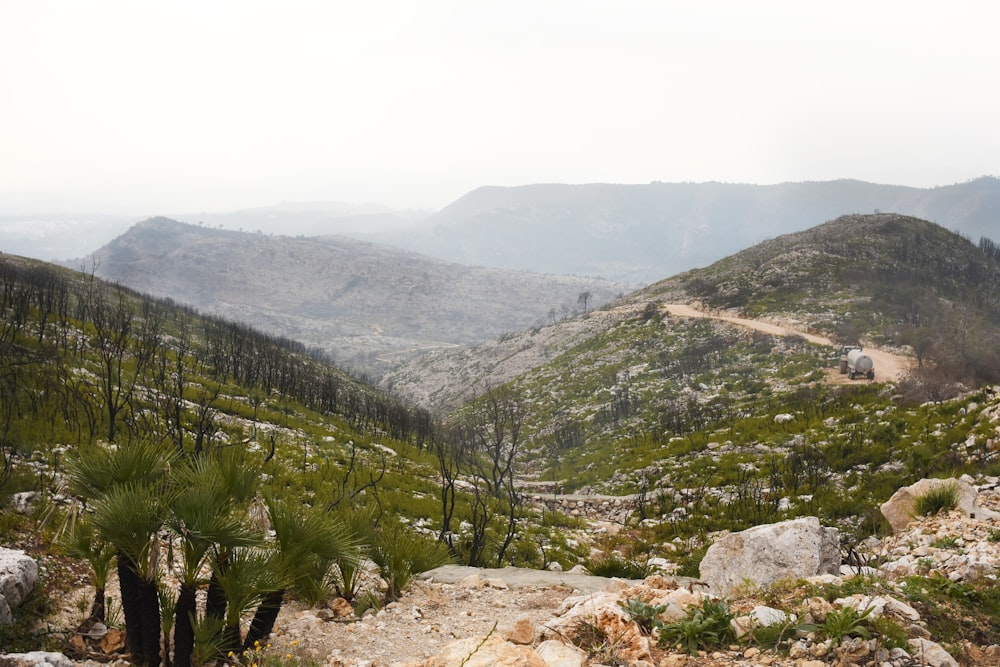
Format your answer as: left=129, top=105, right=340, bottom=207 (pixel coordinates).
left=9, top=492, right=36, bottom=514
left=533, top=640, right=586, bottom=667
left=98, top=628, right=126, bottom=654
left=329, top=597, right=354, bottom=618
left=0, top=653, right=73, bottom=667
left=503, top=616, right=534, bottom=645
left=908, top=638, right=959, bottom=667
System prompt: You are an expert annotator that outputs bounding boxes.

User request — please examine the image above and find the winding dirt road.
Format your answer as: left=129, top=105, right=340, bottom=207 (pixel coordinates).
left=661, top=303, right=913, bottom=382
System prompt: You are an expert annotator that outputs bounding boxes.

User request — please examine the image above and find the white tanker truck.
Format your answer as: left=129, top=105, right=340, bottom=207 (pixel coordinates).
left=839, top=345, right=874, bottom=380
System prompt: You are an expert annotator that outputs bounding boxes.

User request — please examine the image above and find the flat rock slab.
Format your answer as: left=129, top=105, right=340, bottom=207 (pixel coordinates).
left=420, top=565, right=643, bottom=592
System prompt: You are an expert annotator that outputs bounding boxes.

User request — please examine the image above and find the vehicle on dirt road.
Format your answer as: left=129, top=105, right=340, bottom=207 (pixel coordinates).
left=839, top=345, right=875, bottom=380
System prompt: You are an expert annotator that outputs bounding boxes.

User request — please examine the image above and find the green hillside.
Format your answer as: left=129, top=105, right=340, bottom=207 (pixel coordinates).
left=462, top=215, right=1000, bottom=548
left=0, top=255, right=580, bottom=656
left=656, top=214, right=1000, bottom=382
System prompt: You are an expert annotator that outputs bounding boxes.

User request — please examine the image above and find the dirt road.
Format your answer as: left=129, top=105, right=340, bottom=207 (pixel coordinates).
left=661, top=303, right=912, bottom=382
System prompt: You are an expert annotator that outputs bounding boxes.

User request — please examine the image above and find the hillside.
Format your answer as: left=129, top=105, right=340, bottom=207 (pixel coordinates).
left=77, top=217, right=622, bottom=376
left=7, top=219, right=1000, bottom=666
left=386, top=214, right=1000, bottom=414
left=379, top=177, right=1000, bottom=283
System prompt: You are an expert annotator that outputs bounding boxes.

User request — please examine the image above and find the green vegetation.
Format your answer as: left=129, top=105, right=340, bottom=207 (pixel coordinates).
left=657, top=598, right=735, bottom=655
left=902, top=575, right=1000, bottom=646
left=819, top=605, right=873, bottom=646
left=7, top=214, right=1000, bottom=660
left=0, top=257, right=548, bottom=658
left=914, top=483, right=960, bottom=517
left=587, top=555, right=653, bottom=580
left=618, top=598, right=667, bottom=635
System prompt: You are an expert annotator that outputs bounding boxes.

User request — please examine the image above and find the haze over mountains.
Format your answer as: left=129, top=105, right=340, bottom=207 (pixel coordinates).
left=374, top=177, right=1000, bottom=283
left=10, top=178, right=1000, bottom=282
left=50, top=176, right=1000, bottom=382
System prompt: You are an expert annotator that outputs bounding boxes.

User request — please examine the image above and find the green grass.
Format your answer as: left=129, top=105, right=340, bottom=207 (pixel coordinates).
left=914, top=483, right=960, bottom=517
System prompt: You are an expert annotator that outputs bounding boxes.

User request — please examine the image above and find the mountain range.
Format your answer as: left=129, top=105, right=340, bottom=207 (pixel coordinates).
left=374, top=177, right=1000, bottom=282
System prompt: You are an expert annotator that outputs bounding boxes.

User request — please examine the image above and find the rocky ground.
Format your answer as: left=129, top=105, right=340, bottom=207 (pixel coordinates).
left=6, top=479, right=1000, bottom=667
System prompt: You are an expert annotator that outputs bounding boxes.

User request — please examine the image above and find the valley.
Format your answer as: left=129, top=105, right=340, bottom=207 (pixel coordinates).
left=4, top=211, right=1000, bottom=667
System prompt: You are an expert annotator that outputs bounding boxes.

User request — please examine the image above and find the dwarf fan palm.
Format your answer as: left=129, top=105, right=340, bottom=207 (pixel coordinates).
left=59, top=516, right=114, bottom=626
left=214, top=548, right=283, bottom=656
left=66, top=440, right=175, bottom=667
left=91, top=480, right=171, bottom=667
left=241, top=495, right=359, bottom=649
left=167, top=456, right=259, bottom=667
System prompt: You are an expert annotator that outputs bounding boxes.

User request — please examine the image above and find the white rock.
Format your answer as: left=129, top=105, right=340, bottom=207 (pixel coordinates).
left=750, top=605, right=794, bottom=627
left=534, top=640, right=586, bottom=667
left=0, top=548, right=38, bottom=626
left=0, top=652, right=74, bottom=667
left=908, top=638, right=959, bottom=667
left=699, top=517, right=840, bottom=597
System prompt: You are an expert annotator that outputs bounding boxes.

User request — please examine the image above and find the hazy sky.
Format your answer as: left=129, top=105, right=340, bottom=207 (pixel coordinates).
left=3, top=1, right=999, bottom=215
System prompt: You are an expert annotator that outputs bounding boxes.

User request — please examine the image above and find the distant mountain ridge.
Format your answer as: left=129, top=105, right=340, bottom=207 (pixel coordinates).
left=377, top=177, right=1000, bottom=283
left=81, top=218, right=622, bottom=376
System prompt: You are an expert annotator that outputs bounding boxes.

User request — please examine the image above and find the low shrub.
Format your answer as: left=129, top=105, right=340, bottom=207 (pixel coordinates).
left=658, top=598, right=734, bottom=655
left=587, top=554, right=653, bottom=580
left=618, top=598, right=667, bottom=635
left=914, top=483, right=959, bottom=517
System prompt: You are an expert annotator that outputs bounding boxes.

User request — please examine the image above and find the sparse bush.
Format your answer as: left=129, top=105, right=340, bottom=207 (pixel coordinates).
left=914, top=482, right=959, bottom=517
left=820, top=605, right=873, bottom=646
left=587, top=554, right=653, bottom=580
left=618, top=598, right=667, bottom=635
left=658, top=598, right=734, bottom=655
left=570, top=618, right=627, bottom=666
left=674, top=544, right=708, bottom=579
left=869, top=615, right=909, bottom=650
left=368, top=522, right=452, bottom=602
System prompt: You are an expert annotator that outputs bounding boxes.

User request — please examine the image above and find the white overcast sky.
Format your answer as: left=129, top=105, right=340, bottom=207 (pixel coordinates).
left=2, top=0, right=999, bottom=215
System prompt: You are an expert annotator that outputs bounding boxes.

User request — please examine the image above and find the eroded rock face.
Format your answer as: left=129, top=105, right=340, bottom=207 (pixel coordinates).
left=699, top=517, right=839, bottom=597
left=880, top=477, right=1000, bottom=533
left=0, top=548, right=38, bottom=626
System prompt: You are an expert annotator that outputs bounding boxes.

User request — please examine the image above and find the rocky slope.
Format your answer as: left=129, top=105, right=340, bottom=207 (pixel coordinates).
left=77, top=217, right=623, bottom=377
left=7, top=476, right=1000, bottom=666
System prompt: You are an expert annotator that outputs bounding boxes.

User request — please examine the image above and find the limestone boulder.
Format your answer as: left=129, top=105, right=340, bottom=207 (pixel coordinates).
left=0, top=548, right=38, bottom=626
left=699, top=517, right=839, bottom=597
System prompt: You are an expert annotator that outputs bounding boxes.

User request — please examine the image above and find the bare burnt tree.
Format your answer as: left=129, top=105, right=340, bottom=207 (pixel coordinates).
left=433, top=429, right=462, bottom=558
left=84, top=282, right=158, bottom=442
left=452, top=385, right=526, bottom=567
